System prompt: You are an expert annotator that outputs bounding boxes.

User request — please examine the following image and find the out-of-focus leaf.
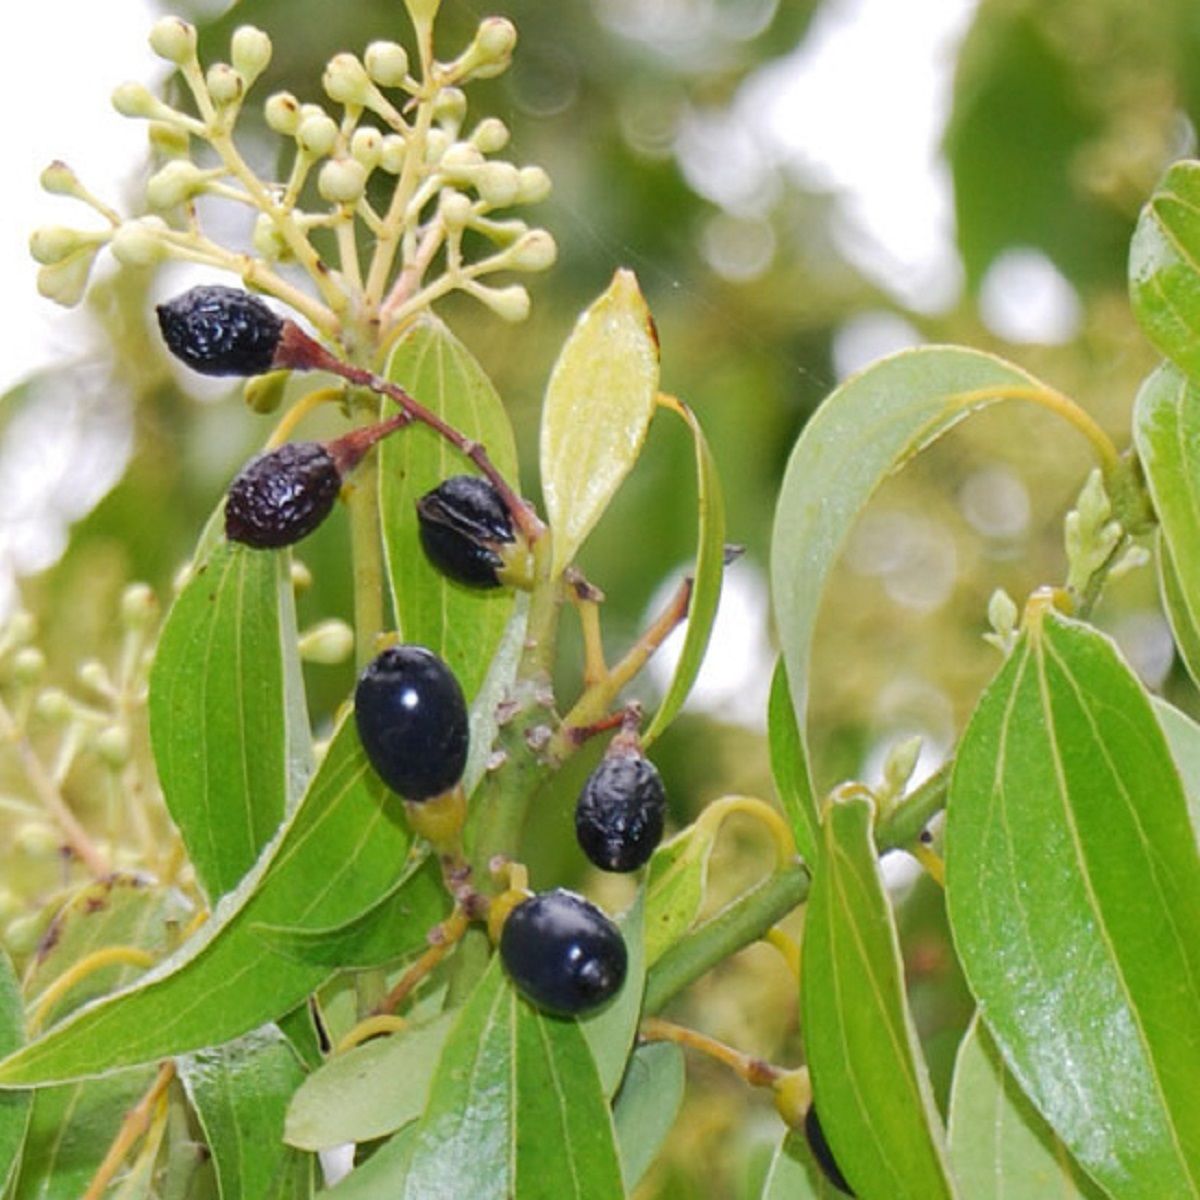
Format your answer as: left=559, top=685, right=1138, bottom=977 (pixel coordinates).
left=540, top=269, right=661, bottom=577
left=945, top=607, right=1200, bottom=1197
left=285, top=1011, right=455, bottom=1151
left=0, top=951, right=29, bottom=1194
left=801, top=793, right=957, bottom=1199
left=398, top=957, right=624, bottom=1200
left=1160, top=539, right=1200, bottom=690
left=178, top=1024, right=313, bottom=1199
left=767, top=659, right=820, bottom=867
left=1154, top=696, right=1200, bottom=836
left=643, top=397, right=724, bottom=744
left=947, top=1013, right=1103, bottom=1199
left=1131, top=161, right=1200, bottom=382
left=612, top=1041, right=685, bottom=1193
left=380, top=314, right=519, bottom=702
left=150, top=538, right=311, bottom=900
left=760, top=1131, right=837, bottom=1199
left=0, top=717, right=422, bottom=1086
left=580, top=894, right=645, bottom=1098
left=643, top=820, right=719, bottom=966
left=772, top=347, right=1061, bottom=804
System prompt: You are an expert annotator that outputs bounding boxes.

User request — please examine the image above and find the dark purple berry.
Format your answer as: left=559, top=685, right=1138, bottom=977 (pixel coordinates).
left=225, top=442, right=341, bottom=548
left=575, top=754, right=666, bottom=872
left=499, top=888, right=627, bottom=1016
left=804, top=1106, right=855, bottom=1196
left=157, top=285, right=283, bottom=377
left=355, top=645, right=468, bottom=802
left=416, top=475, right=515, bottom=589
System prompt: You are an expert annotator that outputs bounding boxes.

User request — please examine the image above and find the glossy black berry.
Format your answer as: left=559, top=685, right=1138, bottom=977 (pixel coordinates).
left=804, top=1106, right=855, bottom=1196
left=416, top=475, right=514, bottom=589
left=225, top=442, right=341, bottom=548
left=355, top=645, right=468, bottom=801
left=575, top=754, right=666, bottom=872
left=499, top=888, right=627, bottom=1016
left=157, top=285, right=283, bottom=377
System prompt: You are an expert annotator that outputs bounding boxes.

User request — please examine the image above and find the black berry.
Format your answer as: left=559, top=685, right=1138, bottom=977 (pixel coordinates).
left=575, top=754, right=666, bottom=872
left=499, top=888, right=627, bottom=1016
left=225, top=442, right=341, bottom=549
left=804, top=1106, right=855, bottom=1196
left=355, top=645, right=468, bottom=802
left=157, top=285, right=283, bottom=377
left=416, top=475, right=515, bottom=589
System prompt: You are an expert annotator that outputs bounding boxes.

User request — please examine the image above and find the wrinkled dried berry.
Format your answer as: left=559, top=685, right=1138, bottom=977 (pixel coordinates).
left=804, top=1106, right=855, bottom=1196
left=416, top=475, right=515, bottom=589
left=499, top=888, right=627, bottom=1016
left=157, top=285, right=283, bottom=377
left=225, top=442, right=341, bottom=548
left=355, top=645, right=468, bottom=801
left=575, top=754, right=666, bottom=872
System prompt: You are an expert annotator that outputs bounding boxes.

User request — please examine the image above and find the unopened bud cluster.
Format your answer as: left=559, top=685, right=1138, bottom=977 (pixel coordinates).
left=30, top=10, right=555, bottom=346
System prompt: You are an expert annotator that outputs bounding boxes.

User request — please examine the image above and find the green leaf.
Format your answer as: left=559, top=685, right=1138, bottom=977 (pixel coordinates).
left=178, top=1024, right=313, bottom=1199
left=643, top=820, right=719, bottom=967
left=1159, top=538, right=1200, bottom=690
left=380, top=314, right=519, bottom=702
left=150, top=538, right=311, bottom=900
left=0, top=717, right=422, bottom=1086
left=800, top=793, right=957, bottom=1200
left=767, top=659, right=820, bottom=867
left=760, top=1131, right=838, bottom=1199
left=540, top=269, right=661, bottom=577
left=0, top=951, right=30, bottom=1194
left=580, top=893, right=645, bottom=1098
left=612, top=1041, right=685, bottom=1193
left=285, top=1010, right=455, bottom=1151
left=947, top=1013, right=1102, bottom=1199
left=1130, top=161, right=1200, bottom=382
left=398, top=957, right=624, bottom=1200
left=771, top=346, right=1058, bottom=804
left=326, top=1126, right=416, bottom=1198
left=1153, top=696, right=1200, bottom=835
left=945, top=608, right=1200, bottom=1197
left=643, top=398, right=725, bottom=745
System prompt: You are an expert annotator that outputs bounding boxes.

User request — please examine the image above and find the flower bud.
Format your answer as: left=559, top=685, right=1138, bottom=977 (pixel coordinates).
left=318, top=157, right=368, bottom=204
left=243, top=369, right=290, bottom=414
left=29, top=226, right=89, bottom=266
left=231, top=25, right=272, bottom=83
left=146, top=160, right=210, bottom=209
left=35, top=688, right=73, bottom=723
left=206, top=63, right=245, bottom=107
left=78, top=659, right=113, bottom=695
left=10, top=647, right=45, bottom=685
left=120, top=582, right=158, bottom=628
left=441, top=142, right=484, bottom=175
left=111, top=218, right=169, bottom=268
left=432, top=88, right=467, bottom=127
left=475, top=162, right=521, bottom=208
left=149, top=17, right=197, bottom=65
left=516, top=165, right=552, bottom=204
left=264, top=91, right=302, bottom=135
left=290, top=560, right=314, bottom=592
left=323, top=53, right=373, bottom=107
left=298, top=619, right=355, bottom=664
left=297, top=113, right=339, bottom=157
left=452, top=18, right=516, bottom=82
left=149, top=121, right=190, bottom=159
left=95, top=724, right=132, bottom=769
left=365, top=41, right=409, bottom=87
left=40, top=161, right=83, bottom=197
left=508, top=229, right=556, bottom=272
left=350, top=127, right=383, bottom=171
left=471, top=118, right=509, bottom=154
left=252, top=212, right=292, bottom=262
left=37, top=249, right=99, bottom=308
left=473, top=283, right=530, bottom=322
left=423, top=129, right=451, bottom=165
left=112, top=81, right=162, bottom=119
left=440, top=190, right=474, bottom=230
left=380, top=134, right=407, bottom=174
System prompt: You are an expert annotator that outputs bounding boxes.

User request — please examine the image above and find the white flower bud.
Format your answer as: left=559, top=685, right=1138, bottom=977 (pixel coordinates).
left=95, top=725, right=132, bottom=769
left=206, top=63, right=245, bottom=107
left=379, top=134, right=407, bottom=174
left=882, top=735, right=923, bottom=796
left=252, top=212, right=291, bottom=261
left=516, top=165, right=552, bottom=204
left=37, top=249, right=98, bottom=307
left=508, top=229, right=556, bottom=272
left=264, top=91, right=301, bottom=135
left=35, top=687, right=73, bottom=723
left=29, top=226, right=88, bottom=266
left=475, top=283, right=530, bottom=322
left=146, top=160, right=209, bottom=209
left=78, top=659, right=111, bottom=695
left=364, top=41, right=409, bottom=87
left=432, top=88, right=467, bottom=127
left=290, top=560, right=314, bottom=592
left=297, top=113, right=339, bottom=157
left=471, top=118, right=509, bottom=154
left=441, top=142, right=484, bottom=173
left=149, top=17, right=197, bottom=65
left=11, top=647, right=45, bottom=684
left=120, top=582, right=158, bottom=627
left=423, top=129, right=451, bottom=166
left=318, top=157, right=368, bottom=204
left=298, top=619, right=355, bottom=665
left=112, top=81, right=161, bottom=119
left=111, top=218, right=168, bottom=268
left=459, top=18, right=516, bottom=81
left=350, top=126, right=382, bottom=171
left=475, top=162, right=521, bottom=208
left=149, top=121, right=189, bottom=159
left=440, top=190, right=474, bottom=230
left=5, top=612, right=35, bottom=646
left=39, top=161, right=82, bottom=196
left=5, top=913, right=46, bottom=957
left=243, top=370, right=290, bottom=414
left=987, top=588, right=1018, bottom=639
left=323, top=53, right=373, bottom=107
left=15, top=822, right=61, bottom=859
left=231, top=25, right=272, bottom=83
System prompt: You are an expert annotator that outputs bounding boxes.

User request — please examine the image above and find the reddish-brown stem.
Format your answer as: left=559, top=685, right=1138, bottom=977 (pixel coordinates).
left=275, top=322, right=544, bottom=542
left=326, top=412, right=411, bottom=475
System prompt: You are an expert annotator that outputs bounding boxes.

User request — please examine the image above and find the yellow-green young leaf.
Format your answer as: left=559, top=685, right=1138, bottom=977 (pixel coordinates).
left=540, top=269, right=661, bottom=577
left=1130, top=160, right=1200, bottom=382
left=947, top=1014, right=1103, bottom=1199
left=0, top=718, right=426, bottom=1086
left=760, top=1131, right=840, bottom=1199
left=772, top=346, right=1079, bottom=809
left=178, top=1024, right=314, bottom=1199
left=612, top=1042, right=685, bottom=1193
left=150, top=538, right=311, bottom=901
left=643, top=398, right=725, bottom=744
left=945, top=608, right=1200, bottom=1197
left=800, top=794, right=957, bottom=1200
left=643, top=820, right=719, bottom=966
left=767, top=659, right=820, bottom=866
left=398, top=958, right=624, bottom=1200
left=380, top=314, right=519, bottom=702
left=0, top=952, right=29, bottom=1193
